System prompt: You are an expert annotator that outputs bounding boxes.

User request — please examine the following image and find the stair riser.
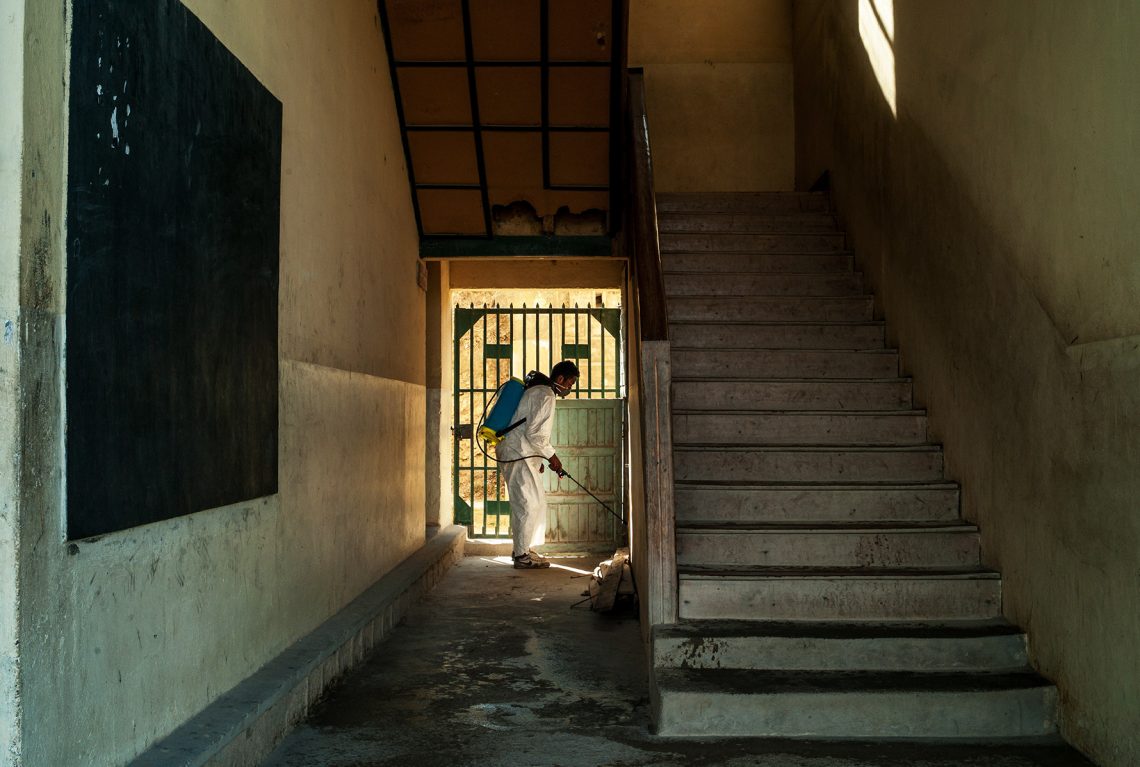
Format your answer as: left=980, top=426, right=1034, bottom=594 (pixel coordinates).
left=670, top=323, right=885, bottom=350
left=673, top=412, right=929, bottom=446
left=674, top=450, right=944, bottom=483
left=665, top=274, right=862, bottom=297
left=678, top=577, right=1002, bottom=621
left=674, top=486, right=962, bottom=525
left=658, top=213, right=839, bottom=234
left=677, top=531, right=982, bottom=569
left=654, top=687, right=1057, bottom=739
left=663, top=252, right=853, bottom=274
left=673, top=381, right=912, bottom=412
left=667, top=296, right=872, bottom=323
left=653, top=633, right=1029, bottom=672
left=657, top=193, right=830, bottom=214
left=662, top=233, right=847, bottom=254
left=672, top=349, right=898, bottom=379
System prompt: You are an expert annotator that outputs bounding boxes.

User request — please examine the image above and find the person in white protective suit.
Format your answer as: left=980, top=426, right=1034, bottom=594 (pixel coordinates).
left=496, top=360, right=580, bottom=569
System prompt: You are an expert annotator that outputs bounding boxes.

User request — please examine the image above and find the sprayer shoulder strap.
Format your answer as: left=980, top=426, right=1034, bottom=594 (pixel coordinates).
left=496, top=417, right=527, bottom=439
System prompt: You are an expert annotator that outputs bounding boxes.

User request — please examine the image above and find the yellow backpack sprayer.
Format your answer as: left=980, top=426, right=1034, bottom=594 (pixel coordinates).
left=478, top=377, right=527, bottom=446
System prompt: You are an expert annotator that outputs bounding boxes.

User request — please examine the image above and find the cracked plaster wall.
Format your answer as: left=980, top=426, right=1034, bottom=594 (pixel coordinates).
left=10, top=1, right=427, bottom=764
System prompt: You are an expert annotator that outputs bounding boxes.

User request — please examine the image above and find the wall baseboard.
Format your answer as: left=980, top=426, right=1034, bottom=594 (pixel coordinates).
left=131, top=525, right=466, bottom=766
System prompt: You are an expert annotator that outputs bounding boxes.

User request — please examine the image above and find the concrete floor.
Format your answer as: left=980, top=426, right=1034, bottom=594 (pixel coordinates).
left=264, top=555, right=1093, bottom=767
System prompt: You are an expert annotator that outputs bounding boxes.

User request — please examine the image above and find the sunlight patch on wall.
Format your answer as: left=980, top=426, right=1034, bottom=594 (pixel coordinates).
left=859, top=0, right=896, bottom=117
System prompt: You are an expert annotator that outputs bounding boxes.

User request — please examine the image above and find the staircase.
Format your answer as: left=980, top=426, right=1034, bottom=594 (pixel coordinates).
left=650, top=192, right=1059, bottom=739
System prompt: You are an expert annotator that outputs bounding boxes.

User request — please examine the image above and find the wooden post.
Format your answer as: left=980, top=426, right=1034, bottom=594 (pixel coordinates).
left=640, top=340, right=677, bottom=625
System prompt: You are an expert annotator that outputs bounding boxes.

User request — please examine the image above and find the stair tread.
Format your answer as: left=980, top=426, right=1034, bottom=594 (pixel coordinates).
left=663, top=244, right=846, bottom=249
left=658, top=192, right=828, bottom=198
left=674, top=348, right=897, bottom=353
left=674, top=479, right=959, bottom=488
left=667, top=297, right=870, bottom=302
left=661, top=231, right=844, bottom=235
left=656, top=618, right=1023, bottom=639
left=654, top=667, right=1051, bottom=694
left=665, top=291, right=861, bottom=298
left=656, top=206, right=834, bottom=211
left=679, top=566, right=998, bottom=578
left=675, top=445, right=942, bottom=453
left=661, top=257, right=857, bottom=263
left=665, top=269, right=860, bottom=275
left=673, top=349, right=893, bottom=354
left=670, top=320, right=882, bottom=326
left=677, top=523, right=977, bottom=533
left=670, top=442, right=939, bottom=449
left=674, top=408, right=927, bottom=415
left=673, top=349, right=897, bottom=355
left=673, top=376, right=910, bottom=383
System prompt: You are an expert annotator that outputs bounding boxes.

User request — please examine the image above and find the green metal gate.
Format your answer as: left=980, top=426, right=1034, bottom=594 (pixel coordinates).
left=454, top=304, right=624, bottom=542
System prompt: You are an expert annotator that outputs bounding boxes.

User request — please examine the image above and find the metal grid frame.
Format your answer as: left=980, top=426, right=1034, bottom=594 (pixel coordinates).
left=378, top=0, right=625, bottom=239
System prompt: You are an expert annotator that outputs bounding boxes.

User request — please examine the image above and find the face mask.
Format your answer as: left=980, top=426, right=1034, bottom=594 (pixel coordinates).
left=551, top=378, right=576, bottom=397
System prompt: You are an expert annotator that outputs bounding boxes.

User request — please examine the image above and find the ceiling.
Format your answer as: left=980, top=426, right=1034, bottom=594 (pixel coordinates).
left=379, top=0, right=623, bottom=239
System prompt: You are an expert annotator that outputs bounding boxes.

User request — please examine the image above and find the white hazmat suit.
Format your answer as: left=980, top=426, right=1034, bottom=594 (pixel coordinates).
left=495, top=384, right=558, bottom=557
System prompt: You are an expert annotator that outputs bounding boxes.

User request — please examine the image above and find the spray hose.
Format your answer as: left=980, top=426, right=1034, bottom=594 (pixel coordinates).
left=475, top=381, right=625, bottom=526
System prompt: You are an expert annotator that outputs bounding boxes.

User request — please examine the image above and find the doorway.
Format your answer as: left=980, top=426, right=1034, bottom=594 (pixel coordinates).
left=453, top=291, right=625, bottom=547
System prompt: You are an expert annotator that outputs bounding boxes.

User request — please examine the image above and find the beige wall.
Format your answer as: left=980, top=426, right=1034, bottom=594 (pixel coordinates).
left=13, top=1, right=425, bottom=764
left=448, top=257, right=624, bottom=289
left=794, top=2, right=1140, bottom=764
left=630, top=0, right=795, bottom=192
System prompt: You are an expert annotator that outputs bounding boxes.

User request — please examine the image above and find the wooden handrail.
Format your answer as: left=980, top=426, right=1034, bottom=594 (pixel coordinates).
left=625, top=68, right=668, bottom=342
left=622, top=66, right=678, bottom=626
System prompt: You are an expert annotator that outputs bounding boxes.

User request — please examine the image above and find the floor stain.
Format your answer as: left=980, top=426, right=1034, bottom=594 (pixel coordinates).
left=264, top=555, right=1090, bottom=767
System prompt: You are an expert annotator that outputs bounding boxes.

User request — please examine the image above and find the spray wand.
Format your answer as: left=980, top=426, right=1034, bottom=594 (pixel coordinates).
left=552, top=468, right=624, bottom=526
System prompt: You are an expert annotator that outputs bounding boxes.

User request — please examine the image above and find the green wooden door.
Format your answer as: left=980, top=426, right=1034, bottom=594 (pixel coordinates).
left=544, top=398, right=625, bottom=546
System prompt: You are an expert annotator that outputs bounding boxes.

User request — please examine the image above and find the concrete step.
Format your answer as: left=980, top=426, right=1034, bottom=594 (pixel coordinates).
left=673, top=410, right=929, bottom=446
left=653, top=668, right=1057, bottom=738
left=657, top=212, right=840, bottom=234
left=664, top=272, right=863, bottom=297
left=672, top=379, right=913, bottom=412
left=673, top=483, right=962, bottom=525
left=661, top=232, right=847, bottom=254
left=672, top=348, right=899, bottom=379
left=670, top=322, right=885, bottom=350
left=656, top=192, right=830, bottom=214
left=652, top=619, right=1028, bottom=672
left=667, top=295, right=872, bottom=322
left=662, top=251, right=854, bottom=274
left=677, top=568, right=1003, bottom=621
left=676, top=525, right=981, bottom=569
left=674, top=446, right=943, bottom=483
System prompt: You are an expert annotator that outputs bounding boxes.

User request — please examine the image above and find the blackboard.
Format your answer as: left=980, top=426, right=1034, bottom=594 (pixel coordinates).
left=66, top=0, right=282, bottom=538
